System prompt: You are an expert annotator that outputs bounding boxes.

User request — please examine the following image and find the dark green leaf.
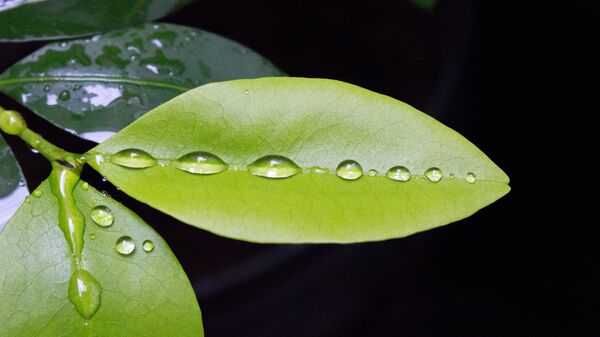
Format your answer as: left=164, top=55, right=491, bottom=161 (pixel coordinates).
left=0, top=23, right=284, bottom=142
left=408, top=0, right=437, bottom=11
left=0, top=134, right=27, bottom=228
left=87, top=77, right=510, bottom=243
left=0, top=0, right=193, bottom=41
left=0, top=179, right=203, bottom=336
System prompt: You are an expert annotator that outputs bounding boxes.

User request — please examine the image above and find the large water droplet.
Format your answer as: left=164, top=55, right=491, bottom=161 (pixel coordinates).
left=386, top=166, right=411, bottom=182
left=68, top=269, right=102, bottom=319
left=248, top=155, right=301, bottom=179
left=466, top=172, right=477, bottom=184
left=90, top=206, right=113, bottom=227
left=110, top=148, right=156, bottom=168
left=172, top=151, right=227, bottom=175
left=425, top=167, right=443, bottom=182
left=336, top=160, right=363, bottom=180
left=143, top=240, right=154, bottom=252
left=59, top=90, right=71, bottom=101
left=116, top=236, right=135, bottom=255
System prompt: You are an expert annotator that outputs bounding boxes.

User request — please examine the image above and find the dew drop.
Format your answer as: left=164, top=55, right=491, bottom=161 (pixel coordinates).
left=89, top=233, right=96, bottom=240
left=367, top=169, right=378, bottom=177
left=24, top=197, right=31, bottom=204
left=43, top=85, right=51, bottom=92
left=32, top=190, right=43, bottom=198
left=248, top=155, right=301, bottom=179
left=90, top=206, right=113, bottom=227
left=110, top=148, right=156, bottom=168
left=59, top=90, right=71, bottom=101
left=386, top=166, right=411, bottom=182
left=142, top=240, right=154, bottom=252
left=466, top=172, right=477, bottom=184
left=116, top=236, right=135, bottom=255
left=308, top=166, right=329, bottom=174
left=336, top=160, right=363, bottom=180
left=449, top=173, right=455, bottom=180
left=81, top=182, right=89, bottom=191
left=68, top=269, right=102, bottom=319
left=172, top=151, right=227, bottom=175
left=425, top=167, right=443, bottom=182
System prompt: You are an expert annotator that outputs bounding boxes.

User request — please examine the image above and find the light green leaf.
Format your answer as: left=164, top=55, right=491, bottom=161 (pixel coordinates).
left=0, top=0, right=193, bottom=41
left=0, top=23, right=284, bottom=142
left=0, top=179, right=203, bottom=336
left=0, top=134, right=28, bottom=228
left=87, top=77, right=510, bottom=243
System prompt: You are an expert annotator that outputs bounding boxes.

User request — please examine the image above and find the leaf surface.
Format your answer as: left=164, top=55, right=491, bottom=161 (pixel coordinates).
left=0, top=134, right=28, bottom=229
left=0, top=0, right=193, bottom=41
left=0, top=179, right=203, bottom=336
left=88, top=77, right=510, bottom=243
left=0, top=23, right=284, bottom=142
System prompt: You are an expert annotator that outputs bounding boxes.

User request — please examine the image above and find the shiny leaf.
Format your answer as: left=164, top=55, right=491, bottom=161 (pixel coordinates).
left=87, top=77, right=510, bottom=243
left=0, top=0, right=193, bottom=41
left=0, top=23, right=284, bottom=142
left=0, top=134, right=27, bottom=229
left=0, top=179, right=203, bottom=336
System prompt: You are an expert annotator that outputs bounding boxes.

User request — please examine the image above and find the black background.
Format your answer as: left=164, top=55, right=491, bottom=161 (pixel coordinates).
left=0, top=1, right=595, bottom=336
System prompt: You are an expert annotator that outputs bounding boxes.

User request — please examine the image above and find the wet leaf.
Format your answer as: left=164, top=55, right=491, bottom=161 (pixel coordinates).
left=87, top=77, right=510, bottom=243
left=0, top=0, right=194, bottom=41
left=0, top=134, right=28, bottom=229
left=0, top=23, right=284, bottom=142
left=0, top=179, right=203, bottom=336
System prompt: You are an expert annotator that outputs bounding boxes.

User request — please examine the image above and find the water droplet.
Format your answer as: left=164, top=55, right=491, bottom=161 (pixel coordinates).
left=32, top=190, right=42, bottom=198
left=110, top=148, right=156, bottom=168
left=367, top=169, right=378, bottom=177
left=172, top=151, right=227, bottom=175
left=59, top=90, right=71, bottom=101
left=73, top=84, right=82, bottom=91
left=449, top=173, right=455, bottom=180
left=336, top=160, right=363, bottom=180
left=425, top=167, right=443, bottom=182
left=386, top=166, right=411, bottom=182
left=142, top=240, right=154, bottom=252
left=466, top=172, right=477, bottom=184
left=248, top=155, right=301, bottom=179
left=24, top=197, right=31, bottom=204
left=244, top=90, right=249, bottom=94
left=43, top=85, right=51, bottom=92
left=308, top=166, right=329, bottom=174
left=89, top=233, right=96, bottom=240
left=90, top=206, right=113, bottom=227
left=68, top=269, right=102, bottom=319
left=116, top=236, right=135, bottom=255
left=129, top=54, right=139, bottom=61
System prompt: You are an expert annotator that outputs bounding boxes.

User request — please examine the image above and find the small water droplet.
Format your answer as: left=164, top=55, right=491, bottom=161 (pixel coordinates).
left=59, top=42, right=67, bottom=47
left=24, top=197, right=31, bottom=204
left=28, top=145, right=39, bottom=154
left=308, top=166, right=329, bottom=174
left=248, top=155, right=301, bottom=179
left=73, top=84, right=82, bottom=91
left=142, top=240, right=154, bottom=252
left=110, top=148, right=156, bottom=168
left=100, top=190, right=110, bottom=198
left=43, top=85, right=50, bottom=92
left=90, top=206, right=113, bottom=227
left=116, top=236, right=135, bottom=255
left=68, top=269, right=102, bottom=319
left=449, top=173, right=455, bottom=180
left=386, top=166, right=411, bottom=182
left=32, top=190, right=42, bottom=198
left=89, top=233, right=96, bottom=240
left=244, top=90, right=249, bottom=94
left=466, top=172, right=477, bottom=184
left=59, top=90, right=71, bottom=101
left=336, top=160, right=363, bottom=180
left=81, top=182, right=89, bottom=191
left=172, top=151, right=227, bottom=175
left=129, top=54, right=139, bottom=61
left=425, top=167, right=443, bottom=182
left=367, top=169, right=378, bottom=177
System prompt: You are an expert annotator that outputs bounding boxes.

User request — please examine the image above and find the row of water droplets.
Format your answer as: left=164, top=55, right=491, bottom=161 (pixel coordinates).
left=106, top=148, right=478, bottom=183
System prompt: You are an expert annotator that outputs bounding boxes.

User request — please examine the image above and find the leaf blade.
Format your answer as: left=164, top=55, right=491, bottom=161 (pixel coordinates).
left=0, top=179, right=203, bottom=336
left=88, top=77, right=509, bottom=243
left=0, top=0, right=194, bottom=41
left=0, top=23, right=284, bottom=142
left=0, top=134, right=28, bottom=230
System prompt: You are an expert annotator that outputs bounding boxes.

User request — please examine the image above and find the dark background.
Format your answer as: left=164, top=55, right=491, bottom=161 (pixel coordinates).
left=0, top=1, right=595, bottom=336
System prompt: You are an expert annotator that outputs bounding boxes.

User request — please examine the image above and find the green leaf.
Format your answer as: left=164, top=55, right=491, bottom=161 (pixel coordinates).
left=408, top=0, right=437, bottom=11
left=0, top=134, right=28, bottom=228
left=0, top=23, right=284, bottom=142
left=87, top=77, right=510, bottom=243
left=0, top=0, right=194, bottom=41
left=0, top=179, right=203, bottom=336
